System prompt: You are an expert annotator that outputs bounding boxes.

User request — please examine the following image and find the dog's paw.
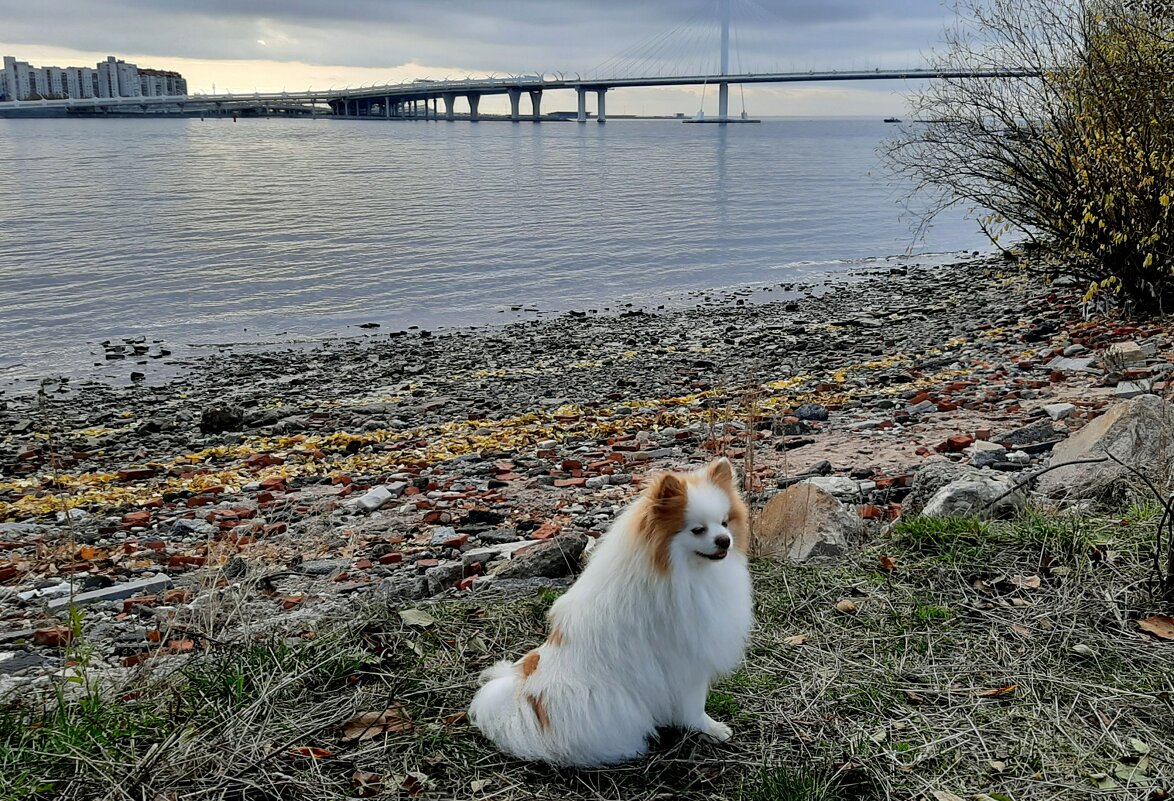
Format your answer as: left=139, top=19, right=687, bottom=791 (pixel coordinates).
left=698, top=717, right=733, bottom=743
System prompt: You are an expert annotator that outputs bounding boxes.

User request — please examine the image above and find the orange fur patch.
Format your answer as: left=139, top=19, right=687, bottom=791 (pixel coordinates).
left=548, top=628, right=566, bottom=647
left=634, top=472, right=688, bottom=575
left=520, top=650, right=540, bottom=678
left=526, top=693, right=550, bottom=731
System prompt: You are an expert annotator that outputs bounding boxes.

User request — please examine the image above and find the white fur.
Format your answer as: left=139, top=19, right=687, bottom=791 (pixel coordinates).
left=468, top=465, right=754, bottom=767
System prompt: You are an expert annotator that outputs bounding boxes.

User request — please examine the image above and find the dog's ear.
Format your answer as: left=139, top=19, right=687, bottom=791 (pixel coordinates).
left=648, top=472, right=686, bottom=506
left=706, top=457, right=736, bottom=488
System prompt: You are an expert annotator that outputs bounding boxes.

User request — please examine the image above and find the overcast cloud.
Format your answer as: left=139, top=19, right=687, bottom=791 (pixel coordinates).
left=0, top=0, right=958, bottom=115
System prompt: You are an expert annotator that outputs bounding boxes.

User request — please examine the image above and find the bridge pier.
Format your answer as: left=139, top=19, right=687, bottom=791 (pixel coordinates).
left=385, top=96, right=390, bottom=119
left=442, top=93, right=456, bottom=121
left=718, top=82, right=729, bottom=121
left=596, top=88, right=607, bottom=123
left=467, top=93, right=481, bottom=122
left=529, top=90, right=542, bottom=121
left=508, top=88, right=522, bottom=122
left=576, top=87, right=587, bottom=123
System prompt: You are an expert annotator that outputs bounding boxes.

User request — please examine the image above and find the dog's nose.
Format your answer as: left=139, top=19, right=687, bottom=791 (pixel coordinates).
left=714, top=534, right=731, bottom=550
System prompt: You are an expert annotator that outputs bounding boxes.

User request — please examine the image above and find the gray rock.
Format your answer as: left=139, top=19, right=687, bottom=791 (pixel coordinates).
left=1114, top=381, right=1150, bottom=399
left=380, top=572, right=428, bottom=600
left=429, top=526, right=460, bottom=546
left=968, top=440, right=1008, bottom=468
left=1045, top=356, right=1096, bottom=372
left=462, top=540, right=531, bottom=568
left=173, top=518, right=216, bottom=537
left=907, top=400, right=938, bottom=415
left=753, top=482, right=860, bottom=563
left=1042, top=402, right=1077, bottom=421
left=793, top=403, right=829, bottom=421
left=998, top=419, right=1058, bottom=446
left=300, top=559, right=349, bottom=576
left=1036, top=394, right=1174, bottom=503
left=585, top=476, right=608, bottom=489
left=922, top=476, right=1025, bottom=519
left=903, top=460, right=984, bottom=517
left=1062, top=344, right=1088, bottom=357
left=47, top=575, right=173, bottom=611
left=349, top=485, right=397, bottom=513
left=1102, top=341, right=1145, bottom=368
left=490, top=534, right=587, bottom=580
left=805, top=476, right=862, bottom=499
left=0, top=522, right=40, bottom=537
left=0, top=652, right=47, bottom=675
left=424, top=561, right=465, bottom=595
left=199, top=405, right=244, bottom=434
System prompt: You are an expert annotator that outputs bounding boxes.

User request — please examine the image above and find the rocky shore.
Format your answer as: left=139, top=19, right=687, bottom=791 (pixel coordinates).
left=2, top=254, right=1170, bottom=694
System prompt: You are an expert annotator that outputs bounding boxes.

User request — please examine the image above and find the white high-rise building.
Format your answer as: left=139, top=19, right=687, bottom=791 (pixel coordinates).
left=2, top=54, right=184, bottom=101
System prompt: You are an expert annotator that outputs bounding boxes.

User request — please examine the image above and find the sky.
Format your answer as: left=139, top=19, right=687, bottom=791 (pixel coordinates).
left=0, top=0, right=958, bottom=116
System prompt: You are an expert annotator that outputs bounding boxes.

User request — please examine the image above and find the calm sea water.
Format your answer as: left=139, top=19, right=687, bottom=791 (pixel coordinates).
left=0, top=116, right=989, bottom=386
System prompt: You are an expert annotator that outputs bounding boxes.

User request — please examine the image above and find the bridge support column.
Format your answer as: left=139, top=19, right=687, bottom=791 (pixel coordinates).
left=529, top=89, right=542, bottom=121
left=467, top=93, right=481, bottom=122
left=442, top=93, right=456, bottom=121
left=718, top=82, right=729, bottom=121
left=508, top=88, right=521, bottom=121
left=576, top=87, right=587, bottom=122
left=596, top=88, right=607, bottom=123
left=385, top=96, right=390, bottom=119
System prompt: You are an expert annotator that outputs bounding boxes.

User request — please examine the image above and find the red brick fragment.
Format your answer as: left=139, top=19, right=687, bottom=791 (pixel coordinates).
left=121, top=510, right=151, bottom=527
left=33, top=627, right=73, bottom=647
left=532, top=522, right=562, bottom=541
left=117, top=467, right=158, bottom=482
left=378, top=552, right=403, bottom=565
left=123, top=595, right=159, bottom=613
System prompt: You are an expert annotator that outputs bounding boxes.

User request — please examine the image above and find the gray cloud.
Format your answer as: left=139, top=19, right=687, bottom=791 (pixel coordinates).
left=0, top=0, right=954, bottom=76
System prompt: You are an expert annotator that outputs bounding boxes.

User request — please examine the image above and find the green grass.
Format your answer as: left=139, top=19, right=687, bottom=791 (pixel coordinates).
left=2, top=509, right=1172, bottom=800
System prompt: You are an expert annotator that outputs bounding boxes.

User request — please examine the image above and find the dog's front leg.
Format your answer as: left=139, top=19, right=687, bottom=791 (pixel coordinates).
left=682, top=683, right=733, bottom=743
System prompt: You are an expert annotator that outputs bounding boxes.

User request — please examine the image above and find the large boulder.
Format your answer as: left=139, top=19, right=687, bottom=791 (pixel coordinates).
left=1036, top=394, right=1174, bottom=503
left=753, top=482, right=861, bottom=563
left=921, top=475, right=1025, bottom=519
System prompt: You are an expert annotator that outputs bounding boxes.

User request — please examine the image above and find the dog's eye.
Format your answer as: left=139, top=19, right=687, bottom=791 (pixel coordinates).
left=721, top=519, right=729, bottom=528
left=691, top=526, right=706, bottom=535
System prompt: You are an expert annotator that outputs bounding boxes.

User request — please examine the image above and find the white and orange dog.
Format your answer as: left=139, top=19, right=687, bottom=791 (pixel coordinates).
left=468, top=457, right=753, bottom=767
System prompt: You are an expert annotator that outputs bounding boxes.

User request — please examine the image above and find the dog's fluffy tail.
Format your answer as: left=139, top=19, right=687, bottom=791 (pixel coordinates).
left=477, top=660, right=515, bottom=685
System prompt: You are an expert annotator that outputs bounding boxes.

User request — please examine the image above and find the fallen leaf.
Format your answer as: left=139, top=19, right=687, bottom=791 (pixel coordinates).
left=978, top=684, right=1018, bottom=698
left=287, top=746, right=332, bottom=759
left=1138, top=615, right=1174, bottom=640
left=1113, top=755, right=1151, bottom=783
left=399, top=609, right=437, bottom=628
left=342, top=705, right=413, bottom=742
left=351, top=771, right=383, bottom=797
left=443, top=711, right=469, bottom=726
left=930, top=791, right=965, bottom=801
left=1130, top=737, right=1151, bottom=754
left=1089, top=771, right=1118, bottom=790
left=784, top=633, right=808, bottom=646
left=470, top=779, right=492, bottom=792
left=879, top=554, right=897, bottom=571
left=398, top=771, right=434, bottom=796
left=989, top=760, right=1007, bottom=773
left=1010, top=574, right=1041, bottom=590
left=1071, top=644, right=1097, bottom=657
left=466, top=635, right=488, bottom=653
left=1009, top=623, right=1032, bottom=639
left=835, top=599, right=858, bottom=614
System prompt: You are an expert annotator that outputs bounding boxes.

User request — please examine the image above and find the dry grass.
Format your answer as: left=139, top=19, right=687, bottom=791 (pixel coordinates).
left=2, top=507, right=1172, bottom=800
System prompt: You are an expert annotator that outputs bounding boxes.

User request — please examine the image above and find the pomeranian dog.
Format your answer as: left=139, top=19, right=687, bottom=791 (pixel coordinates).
left=468, top=457, right=753, bottom=767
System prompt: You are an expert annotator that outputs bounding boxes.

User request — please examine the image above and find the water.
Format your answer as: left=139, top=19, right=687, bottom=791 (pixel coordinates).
left=0, top=116, right=988, bottom=386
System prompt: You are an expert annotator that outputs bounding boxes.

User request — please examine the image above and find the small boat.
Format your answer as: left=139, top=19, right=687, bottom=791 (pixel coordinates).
left=883, top=116, right=901, bottom=123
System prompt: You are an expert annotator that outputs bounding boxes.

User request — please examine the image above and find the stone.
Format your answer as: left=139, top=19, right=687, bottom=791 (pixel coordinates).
left=172, top=518, right=216, bottom=537
left=1042, top=402, right=1077, bottom=421
left=1062, top=344, right=1088, bottom=357
left=907, top=400, right=938, bottom=415
left=793, top=403, right=829, bottom=421
left=424, top=561, right=466, bottom=595
left=903, top=460, right=984, bottom=517
left=585, top=476, right=608, bottom=489
left=462, top=540, right=531, bottom=568
left=997, top=419, right=1058, bottom=446
left=300, top=559, right=349, bottom=576
left=490, top=534, right=587, bottom=580
left=349, top=485, right=398, bottom=512
left=804, top=476, right=861, bottom=499
left=968, top=440, right=1008, bottom=468
left=1044, top=356, right=1096, bottom=373
left=199, top=405, right=244, bottom=434
left=921, top=475, right=1025, bottom=519
left=0, top=651, right=47, bottom=674
left=429, top=526, right=465, bottom=548
left=1036, top=394, right=1174, bottom=503
left=47, top=575, right=173, bottom=611
left=1102, top=341, right=1145, bottom=369
left=1114, top=381, right=1150, bottom=399
left=753, top=482, right=860, bottom=563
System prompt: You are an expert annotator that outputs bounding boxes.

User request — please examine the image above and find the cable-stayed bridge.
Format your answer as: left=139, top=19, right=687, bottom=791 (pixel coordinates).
left=0, top=0, right=1037, bottom=122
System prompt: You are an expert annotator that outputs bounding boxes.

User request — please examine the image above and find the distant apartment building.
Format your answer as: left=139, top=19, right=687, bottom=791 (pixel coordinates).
left=0, top=54, right=187, bottom=101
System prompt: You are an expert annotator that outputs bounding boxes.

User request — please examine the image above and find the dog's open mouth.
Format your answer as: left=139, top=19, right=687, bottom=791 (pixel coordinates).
left=697, top=550, right=728, bottom=561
